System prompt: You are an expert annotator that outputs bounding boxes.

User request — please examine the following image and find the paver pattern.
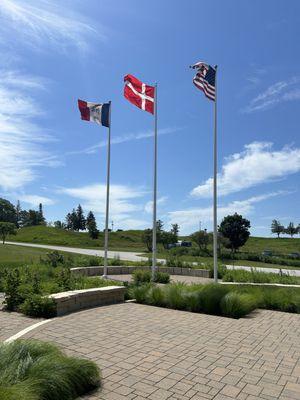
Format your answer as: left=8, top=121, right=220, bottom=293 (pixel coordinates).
left=20, top=302, right=300, bottom=400
left=0, top=310, right=41, bottom=341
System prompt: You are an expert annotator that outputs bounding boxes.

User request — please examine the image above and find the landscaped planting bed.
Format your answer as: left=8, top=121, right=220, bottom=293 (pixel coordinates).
left=0, top=252, right=123, bottom=318
left=129, top=282, right=300, bottom=318
left=0, top=340, right=100, bottom=400
left=222, top=268, right=300, bottom=285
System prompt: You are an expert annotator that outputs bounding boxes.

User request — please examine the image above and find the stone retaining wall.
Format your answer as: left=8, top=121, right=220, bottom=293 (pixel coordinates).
left=49, top=286, right=126, bottom=316
left=70, top=265, right=210, bottom=278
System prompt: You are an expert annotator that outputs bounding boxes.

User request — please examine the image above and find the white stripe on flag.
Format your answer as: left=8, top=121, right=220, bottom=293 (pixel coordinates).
left=126, top=82, right=154, bottom=103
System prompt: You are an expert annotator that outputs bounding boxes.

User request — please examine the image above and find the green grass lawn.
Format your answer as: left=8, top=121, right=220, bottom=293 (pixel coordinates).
left=241, top=236, right=300, bottom=254
left=9, top=226, right=300, bottom=253
left=8, top=225, right=146, bottom=251
left=0, top=244, right=57, bottom=267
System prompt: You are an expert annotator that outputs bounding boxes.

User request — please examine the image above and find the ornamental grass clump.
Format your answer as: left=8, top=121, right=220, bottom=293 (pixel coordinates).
left=0, top=340, right=100, bottom=400
left=199, top=284, right=230, bottom=315
left=132, top=269, right=170, bottom=284
left=220, top=292, right=257, bottom=319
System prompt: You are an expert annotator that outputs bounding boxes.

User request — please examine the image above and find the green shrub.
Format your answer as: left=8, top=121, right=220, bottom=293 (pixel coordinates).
left=208, top=263, right=227, bottom=279
left=0, top=340, right=100, bottom=400
left=20, top=295, right=56, bottom=318
left=42, top=251, right=65, bottom=267
left=221, top=292, right=257, bottom=318
left=4, top=269, right=22, bottom=311
left=132, top=269, right=152, bottom=284
left=129, top=284, right=151, bottom=303
left=154, top=271, right=170, bottom=284
left=199, top=284, right=230, bottom=315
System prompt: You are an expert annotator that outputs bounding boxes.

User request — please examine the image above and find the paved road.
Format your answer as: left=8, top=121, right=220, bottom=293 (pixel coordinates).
left=6, top=241, right=153, bottom=263
left=5, top=241, right=300, bottom=276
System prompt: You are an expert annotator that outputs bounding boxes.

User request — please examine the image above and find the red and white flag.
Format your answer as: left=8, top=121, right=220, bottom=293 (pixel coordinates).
left=124, top=74, right=155, bottom=114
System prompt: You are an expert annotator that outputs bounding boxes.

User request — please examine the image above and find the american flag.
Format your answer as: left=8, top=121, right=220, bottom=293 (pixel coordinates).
left=190, top=61, right=216, bottom=101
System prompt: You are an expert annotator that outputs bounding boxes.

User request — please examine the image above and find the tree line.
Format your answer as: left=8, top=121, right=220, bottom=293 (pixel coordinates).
left=142, top=213, right=252, bottom=254
left=0, top=197, right=99, bottom=242
left=54, top=205, right=99, bottom=239
left=271, top=220, right=300, bottom=238
left=0, top=198, right=47, bottom=243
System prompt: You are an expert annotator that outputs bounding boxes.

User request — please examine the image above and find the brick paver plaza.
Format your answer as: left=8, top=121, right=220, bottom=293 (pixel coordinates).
left=2, top=302, right=293, bottom=400
left=0, top=302, right=299, bottom=399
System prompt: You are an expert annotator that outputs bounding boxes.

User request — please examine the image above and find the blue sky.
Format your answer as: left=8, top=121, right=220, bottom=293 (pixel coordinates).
left=0, top=0, right=299, bottom=236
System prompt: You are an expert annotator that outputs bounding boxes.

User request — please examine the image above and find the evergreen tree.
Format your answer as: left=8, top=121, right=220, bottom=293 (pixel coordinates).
left=76, top=204, right=86, bottom=231
left=86, top=211, right=99, bottom=239
left=16, top=200, right=21, bottom=228
left=271, top=220, right=284, bottom=238
left=38, top=203, right=46, bottom=225
left=65, top=213, right=73, bottom=230
left=71, top=209, right=79, bottom=230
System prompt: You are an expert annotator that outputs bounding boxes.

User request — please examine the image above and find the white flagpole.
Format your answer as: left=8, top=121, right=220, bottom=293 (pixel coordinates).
left=213, top=66, right=218, bottom=283
left=103, top=101, right=111, bottom=278
left=152, top=84, right=158, bottom=280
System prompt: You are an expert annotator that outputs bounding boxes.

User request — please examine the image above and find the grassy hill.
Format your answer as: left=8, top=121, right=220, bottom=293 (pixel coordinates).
left=242, top=236, right=300, bottom=255
left=8, top=225, right=300, bottom=254
left=8, top=226, right=146, bottom=251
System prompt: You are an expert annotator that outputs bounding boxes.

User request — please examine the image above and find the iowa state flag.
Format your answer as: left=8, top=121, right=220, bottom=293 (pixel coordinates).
left=78, top=99, right=110, bottom=127
left=124, top=74, right=155, bottom=114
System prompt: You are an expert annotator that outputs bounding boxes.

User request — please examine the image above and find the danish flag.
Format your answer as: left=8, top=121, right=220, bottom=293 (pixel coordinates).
left=124, top=74, right=155, bottom=114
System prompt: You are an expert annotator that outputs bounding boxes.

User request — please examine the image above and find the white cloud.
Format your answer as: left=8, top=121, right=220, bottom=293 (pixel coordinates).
left=0, top=0, right=104, bottom=52
left=19, top=194, right=55, bottom=207
left=60, top=183, right=149, bottom=229
left=144, top=196, right=168, bottom=214
left=0, top=70, right=60, bottom=191
left=191, top=142, right=300, bottom=198
left=243, top=77, right=300, bottom=112
left=169, top=192, right=285, bottom=234
left=70, top=127, right=181, bottom=155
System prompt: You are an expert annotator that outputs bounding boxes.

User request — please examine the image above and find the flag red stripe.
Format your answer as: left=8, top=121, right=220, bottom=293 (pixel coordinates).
left=78, top=99, right=90, bottom=121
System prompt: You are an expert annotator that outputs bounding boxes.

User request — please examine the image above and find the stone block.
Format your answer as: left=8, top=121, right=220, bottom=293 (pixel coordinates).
left=49, top=286, right=126, bottom=316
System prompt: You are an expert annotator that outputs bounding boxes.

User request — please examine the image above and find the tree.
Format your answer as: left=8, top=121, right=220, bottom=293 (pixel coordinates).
left=160, top=231, right=177, bottom=249
left=0, top=198, right=17, bottom=225
left=190, top=230, right=210, bottom=250
left=38, top=203, right=46, bottom=225
left=54, top=220, right=66, bottom=229
left=142, top=228, right=153, bottom=252
left=76, top=204, right=86, bottom=231
left=16, top=200, right=21, bottom=228
left=217, top=232, right=231, bottom=256
left=285, top=222, right=298, bottom=238
left=19, top=210, right=44, bottom=227
left=271, top=220, right=284, bottom=238
left=86, top=211, right=99, bottom=239
left=219, top=213, right=251, bottom=253
left=171, top=223, right=179, bottom=241
left=0, top=222, right=16, bottom=244
left=65, top=209, right=79, bottom=231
